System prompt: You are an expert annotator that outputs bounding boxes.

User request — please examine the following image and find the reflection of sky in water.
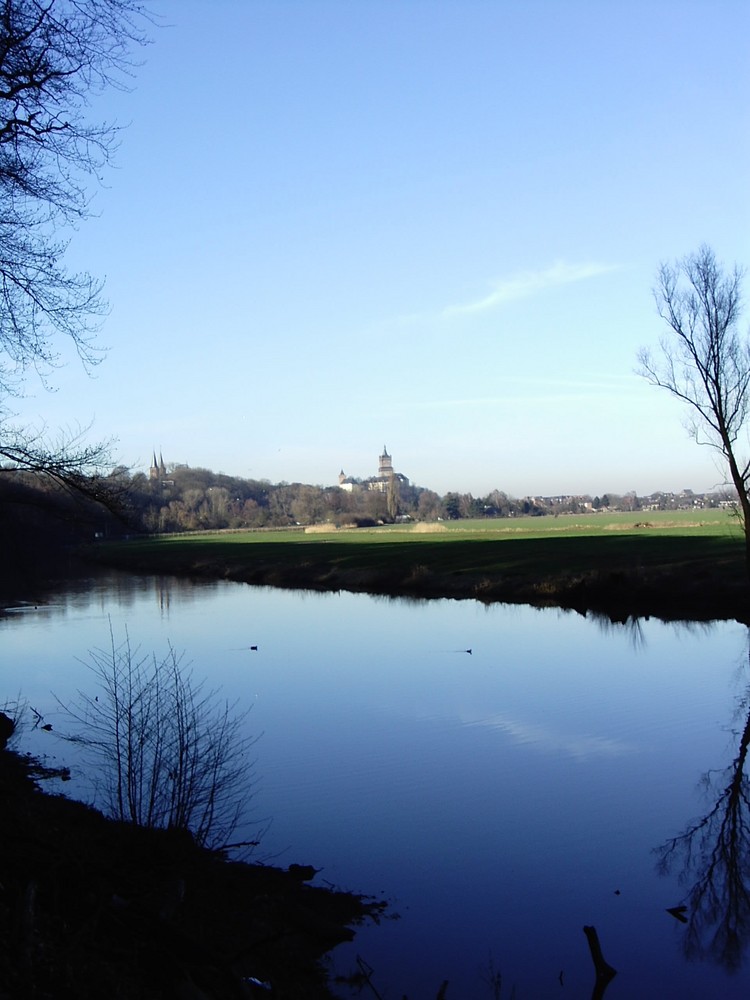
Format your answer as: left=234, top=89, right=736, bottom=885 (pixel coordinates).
left=2, top=572, right=750, bottom=998
left=457, top=710, right=638, bottom=760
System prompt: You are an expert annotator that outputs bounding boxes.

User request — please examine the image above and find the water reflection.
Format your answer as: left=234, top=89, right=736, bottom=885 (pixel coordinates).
left=588, top=612, right=719, bottom=650
left=460, top=709, right=637, bottom=760
left=655, top=641, right=750, bottom=971
left=586, top=612, right=648, bottom=649
left=5, top=572, right=750, bottom=997
left=117, top=575, right=227, bottom=616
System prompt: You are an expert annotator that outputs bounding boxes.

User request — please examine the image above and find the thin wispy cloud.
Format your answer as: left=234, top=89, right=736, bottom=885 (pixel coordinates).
left=394, top=374, right=643, bottom=412
left=442, top=261, right=620, bottom=318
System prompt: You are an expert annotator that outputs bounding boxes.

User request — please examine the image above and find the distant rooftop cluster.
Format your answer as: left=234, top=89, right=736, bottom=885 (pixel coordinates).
left=526, top=488, right=737, bottom=513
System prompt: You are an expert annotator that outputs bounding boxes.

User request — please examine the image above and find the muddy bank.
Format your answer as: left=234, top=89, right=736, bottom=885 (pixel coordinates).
left=87, top=534, right=750, bottom=625
left=0, top=744, right=384, bottom=999
left=208, top=556, right=749, bottom=624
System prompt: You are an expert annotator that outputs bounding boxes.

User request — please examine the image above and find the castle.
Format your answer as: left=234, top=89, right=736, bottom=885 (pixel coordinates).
left=338, top=446, right=409, bottom=493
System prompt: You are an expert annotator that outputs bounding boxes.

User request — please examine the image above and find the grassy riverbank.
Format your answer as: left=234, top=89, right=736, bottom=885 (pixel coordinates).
left=90, top=510, right=750, bottom=624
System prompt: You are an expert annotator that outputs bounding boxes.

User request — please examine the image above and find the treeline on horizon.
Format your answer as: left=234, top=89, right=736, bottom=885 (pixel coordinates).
left=0, top=461, right=735, bottom=543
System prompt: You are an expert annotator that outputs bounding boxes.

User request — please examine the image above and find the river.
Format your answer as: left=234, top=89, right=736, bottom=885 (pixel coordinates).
left=3, top=570, right=750, bottom=998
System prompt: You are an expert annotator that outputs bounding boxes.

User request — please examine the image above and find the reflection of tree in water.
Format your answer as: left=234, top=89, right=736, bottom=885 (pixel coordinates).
left=655, top=703, right=750, bottom=970
left=588, top=613, right=716, bottom=652
left=587, top=612, right=648, bottom=650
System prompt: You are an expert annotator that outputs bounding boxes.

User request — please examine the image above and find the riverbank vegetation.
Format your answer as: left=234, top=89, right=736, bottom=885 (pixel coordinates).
left=88, top=509, right=750, bottom=625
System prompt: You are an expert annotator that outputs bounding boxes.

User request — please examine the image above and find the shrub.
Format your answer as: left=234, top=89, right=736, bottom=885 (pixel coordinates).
left=57, top=628, right=258, bottom=850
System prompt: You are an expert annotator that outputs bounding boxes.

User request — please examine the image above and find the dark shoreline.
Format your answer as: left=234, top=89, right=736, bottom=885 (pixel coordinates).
left=0, top=742, right=385, bottom=999
left=85, top=533, right=750, bottom=626
left=212, top=559, right=750, bottom=625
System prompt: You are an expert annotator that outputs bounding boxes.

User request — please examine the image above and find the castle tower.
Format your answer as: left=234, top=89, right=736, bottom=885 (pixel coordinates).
left=378, top=446, right=394, bottom=478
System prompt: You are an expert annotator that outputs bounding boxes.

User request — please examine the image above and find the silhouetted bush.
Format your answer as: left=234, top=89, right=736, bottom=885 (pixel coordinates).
left=57, top=628, right=258, bottom=849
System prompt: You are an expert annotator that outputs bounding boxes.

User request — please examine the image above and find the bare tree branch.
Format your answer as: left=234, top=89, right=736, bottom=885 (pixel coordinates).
left=0, top=1, right=152, bottom=391
left=637, top=245, right=750, bottom=575
left=0, top=418, right=128, bottom=512
left=0, top=2, right=153, bottom=514
left=56, top=626, right=261, bottom=850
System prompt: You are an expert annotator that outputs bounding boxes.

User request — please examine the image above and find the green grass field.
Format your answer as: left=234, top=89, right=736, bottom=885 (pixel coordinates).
left=126, top=507, right=742, bottom=547
left=92, top=509, right=749, bottom=623
left=308, top=508, right=741, bottom=541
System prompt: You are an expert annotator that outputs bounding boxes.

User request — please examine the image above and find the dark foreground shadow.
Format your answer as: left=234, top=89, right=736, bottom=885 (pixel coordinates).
left=0, top=742, right=386, bottom=998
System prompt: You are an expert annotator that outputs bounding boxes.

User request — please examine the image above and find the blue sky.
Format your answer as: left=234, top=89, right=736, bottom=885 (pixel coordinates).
left=10, top=0, right=750, bottom=497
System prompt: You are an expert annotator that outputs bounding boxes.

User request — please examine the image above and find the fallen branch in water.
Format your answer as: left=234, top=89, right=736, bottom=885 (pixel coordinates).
left=583, top=925, right=617, bottom=1000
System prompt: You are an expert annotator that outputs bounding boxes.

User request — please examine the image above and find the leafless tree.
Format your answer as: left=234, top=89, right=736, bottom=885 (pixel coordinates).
left=57, top=628, right=260, bottom=850
left=386, top=473, right=399, bottom=521
left=0, top=1, right=151, bottom=496
left=637, top=245, right=750, bottom=573
left=0, top=0, right=151, bottom=392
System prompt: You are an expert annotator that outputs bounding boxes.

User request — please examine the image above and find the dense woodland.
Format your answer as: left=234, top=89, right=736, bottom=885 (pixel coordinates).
left=57, top=464, right=623, bottom=532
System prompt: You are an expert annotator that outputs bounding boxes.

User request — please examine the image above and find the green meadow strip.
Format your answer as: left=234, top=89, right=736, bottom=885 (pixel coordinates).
left=92, top=510, right=748, bottom=624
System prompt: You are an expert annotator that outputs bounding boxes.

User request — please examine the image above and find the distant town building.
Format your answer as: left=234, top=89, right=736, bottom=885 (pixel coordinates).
left=337, top=471, right=357, bottom=493
left=149, top=450, right=167, bottom=481
left=338, top=446, right=409, bottom=493
left=378, top=447, right=394, bottom=479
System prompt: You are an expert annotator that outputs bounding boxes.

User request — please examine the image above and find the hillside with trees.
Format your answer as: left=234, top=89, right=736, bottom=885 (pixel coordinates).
left=4, top=457, right=735, bottom=566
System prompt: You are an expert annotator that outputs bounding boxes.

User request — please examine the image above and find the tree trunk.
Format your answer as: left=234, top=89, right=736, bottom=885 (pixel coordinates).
left=724, top=447, right=750, bottom=582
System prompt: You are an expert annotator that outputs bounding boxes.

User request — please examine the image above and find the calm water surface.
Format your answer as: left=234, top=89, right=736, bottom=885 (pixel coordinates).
left=3, top=572, right=750, bottom=999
